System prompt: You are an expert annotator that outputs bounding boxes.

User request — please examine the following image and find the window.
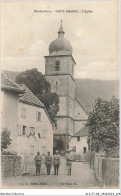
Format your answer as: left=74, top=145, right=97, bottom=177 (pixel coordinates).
left=30, top=127, right=35, bottom=135
left=42, top=146, right=46, bottom=155
left=56, top=60, right=60, bottom=65
left=38, top=133, right=41, bottom=138
left=77, top=136, right=80, bottom=141
left=55, top=65, right=60, bottom=71
left=21, top=108, right=26, bottom=118
left=29, top=145, right=34, bottom=155
left=42, top=130, right=46, bottom=139
left=22, top=126, right=26, bottom=135
left=55, top=60, right=60, bottom=71
left=72, top=146, right=76, bottom=152
left=83, top=147, right=87, bottom=154
left=36, top=112, right=41, bottom=121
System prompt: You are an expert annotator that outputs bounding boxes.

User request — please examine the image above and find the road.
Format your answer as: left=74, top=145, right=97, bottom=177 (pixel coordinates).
left=2, top=157, right=100, bottom=189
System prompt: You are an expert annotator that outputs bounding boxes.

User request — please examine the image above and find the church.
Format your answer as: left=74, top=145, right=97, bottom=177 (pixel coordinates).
left=44, top=21, right=88, bottom=153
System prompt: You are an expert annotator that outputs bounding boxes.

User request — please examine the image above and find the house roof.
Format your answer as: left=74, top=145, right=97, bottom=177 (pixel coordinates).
left=19, top=84, right=44, bottom=108
left=74, top=126, right=89, bottom=137
left=1, top=73, right=24, bottom=94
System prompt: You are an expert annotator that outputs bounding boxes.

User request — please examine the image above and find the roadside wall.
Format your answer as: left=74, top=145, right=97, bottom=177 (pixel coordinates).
left=1, top=155, right=21, bottom=177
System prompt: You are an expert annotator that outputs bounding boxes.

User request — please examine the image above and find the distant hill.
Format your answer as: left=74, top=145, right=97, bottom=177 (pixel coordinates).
left=75, top=79, right=119, bottom=114
left=3, top=70, right=20, bottom=82
left=3, top=70, right=119, bottom=114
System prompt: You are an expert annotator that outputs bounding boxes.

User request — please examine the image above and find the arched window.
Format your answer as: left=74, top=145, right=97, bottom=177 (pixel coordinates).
left=55, top=60, right=60, bottom=71
left=55, top=81, right=58, bottom=92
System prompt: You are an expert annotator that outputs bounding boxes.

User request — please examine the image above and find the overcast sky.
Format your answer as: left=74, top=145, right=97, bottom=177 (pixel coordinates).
left=1, top=1, right=119, bottom=80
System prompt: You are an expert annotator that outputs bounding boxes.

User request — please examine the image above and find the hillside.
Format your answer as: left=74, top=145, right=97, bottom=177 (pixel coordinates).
left=3, top=70, right=20, bottom=82
left=3, top=70, right=119, bottom=114
left=75, top=79, right=119, bottom=114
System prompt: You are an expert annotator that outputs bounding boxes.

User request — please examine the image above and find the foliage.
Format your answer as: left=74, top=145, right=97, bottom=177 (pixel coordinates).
left=86, top=97, right=119, bottom=157
left=2, top=151, right=17, bottom=155
left=1, top=128, right=12, bottom=151
left=16, top=68, right=59, bottom=124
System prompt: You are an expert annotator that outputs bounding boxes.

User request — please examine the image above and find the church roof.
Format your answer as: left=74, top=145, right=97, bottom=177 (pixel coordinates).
left=49, top=21, right=73, bottom=55
left=19, top=84, right=44, bottom=108
left=74, top=126, right=89, bottom=137
left=1, top=73, right=24, bottom=94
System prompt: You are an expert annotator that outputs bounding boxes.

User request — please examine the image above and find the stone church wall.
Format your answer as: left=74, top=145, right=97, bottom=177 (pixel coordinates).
left=55, top=117, right=74, bottom=135
left=45, top=75, right=75, bottom=99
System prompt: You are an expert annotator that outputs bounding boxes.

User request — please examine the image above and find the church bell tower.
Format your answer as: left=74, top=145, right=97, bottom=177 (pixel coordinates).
left=45, top=21, right=76, bottom=153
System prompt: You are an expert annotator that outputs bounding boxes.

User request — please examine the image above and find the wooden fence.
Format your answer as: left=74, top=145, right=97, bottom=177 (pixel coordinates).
left=74, top=152, right=89, bottom=162
left=93, top=154, right=119, bottom=188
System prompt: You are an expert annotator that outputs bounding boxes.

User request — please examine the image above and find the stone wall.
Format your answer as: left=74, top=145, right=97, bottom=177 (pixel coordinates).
left=1, top=155, right=21, bottom=177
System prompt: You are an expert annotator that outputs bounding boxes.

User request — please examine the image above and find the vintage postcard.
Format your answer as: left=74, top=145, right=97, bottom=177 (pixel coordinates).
left=0, top=0, right=120, bottom=194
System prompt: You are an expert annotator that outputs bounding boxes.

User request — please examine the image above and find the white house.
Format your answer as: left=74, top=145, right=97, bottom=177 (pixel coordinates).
left=17, top=84, right=54, bottom=158
left=1, top=73, right=24, bottom=152
left=69, top=125, right=89, bottom=155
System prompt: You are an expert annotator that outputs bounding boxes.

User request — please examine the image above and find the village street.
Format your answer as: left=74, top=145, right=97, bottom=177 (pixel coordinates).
left=2, top=158, right=100, bottom=189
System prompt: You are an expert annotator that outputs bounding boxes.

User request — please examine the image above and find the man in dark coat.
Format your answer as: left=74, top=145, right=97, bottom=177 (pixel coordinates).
left=45, top=151, right=52, bottom=175
left=34, top=151, right=42, bottom=176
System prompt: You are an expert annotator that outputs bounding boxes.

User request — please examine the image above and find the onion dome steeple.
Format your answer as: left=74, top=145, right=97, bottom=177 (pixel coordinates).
left=49, top=21, right=73, bottom=55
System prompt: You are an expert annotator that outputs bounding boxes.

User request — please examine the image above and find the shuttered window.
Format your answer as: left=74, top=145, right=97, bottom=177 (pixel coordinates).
left=42, top=130, right=46, bottom=138
left=22, top=126, right=26, bottom=135
left=42, top=146, right=46, bottom=155
left=21, top=108, right=26, bottom=118
left=36, top=112, right=41, bottom=121
left=29, top=145, right=34, bottom=155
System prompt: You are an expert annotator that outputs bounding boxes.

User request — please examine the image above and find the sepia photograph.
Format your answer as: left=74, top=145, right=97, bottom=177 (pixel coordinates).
left=0, top=0, right=120, bottom=192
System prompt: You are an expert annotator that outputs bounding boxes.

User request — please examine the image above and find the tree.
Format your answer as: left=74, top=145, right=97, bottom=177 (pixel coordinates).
left=1, top=128, right=12, bottom=151
left=86, top=97, right=119, bottom=158
left=16, top=68, right=59, bottom=124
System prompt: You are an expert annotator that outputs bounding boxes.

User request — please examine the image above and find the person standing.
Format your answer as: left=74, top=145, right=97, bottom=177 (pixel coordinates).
left=34, top=151, right=42, bottom=176
left=53, top=150, right=60, bottom=175
left=45, top=151, right=52, bottom=175
left=65, top=149, right=74, bottom=175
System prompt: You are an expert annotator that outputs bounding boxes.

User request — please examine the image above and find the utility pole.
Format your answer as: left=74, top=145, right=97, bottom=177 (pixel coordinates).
left=90, top=134, right=92, bottom=152
left=65, top=130, right=67, bottom=152
left=89, top=134, right=92, bottom=167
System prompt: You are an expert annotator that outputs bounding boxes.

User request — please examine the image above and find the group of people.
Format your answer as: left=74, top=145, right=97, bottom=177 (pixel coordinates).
left=34, top=149, right=74, bottom=176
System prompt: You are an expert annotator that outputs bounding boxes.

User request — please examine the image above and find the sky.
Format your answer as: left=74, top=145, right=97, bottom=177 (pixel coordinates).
left=1, top=1, right=119, bottom=80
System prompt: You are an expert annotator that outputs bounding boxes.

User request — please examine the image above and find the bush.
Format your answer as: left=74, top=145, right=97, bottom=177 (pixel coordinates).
left=105, top=146, right=119, bottom=158
left=1, top=128, right=12, bottom=151
left=2, top=151, right=17, bottom=155
left=86, top=97, right=119, bottom=158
